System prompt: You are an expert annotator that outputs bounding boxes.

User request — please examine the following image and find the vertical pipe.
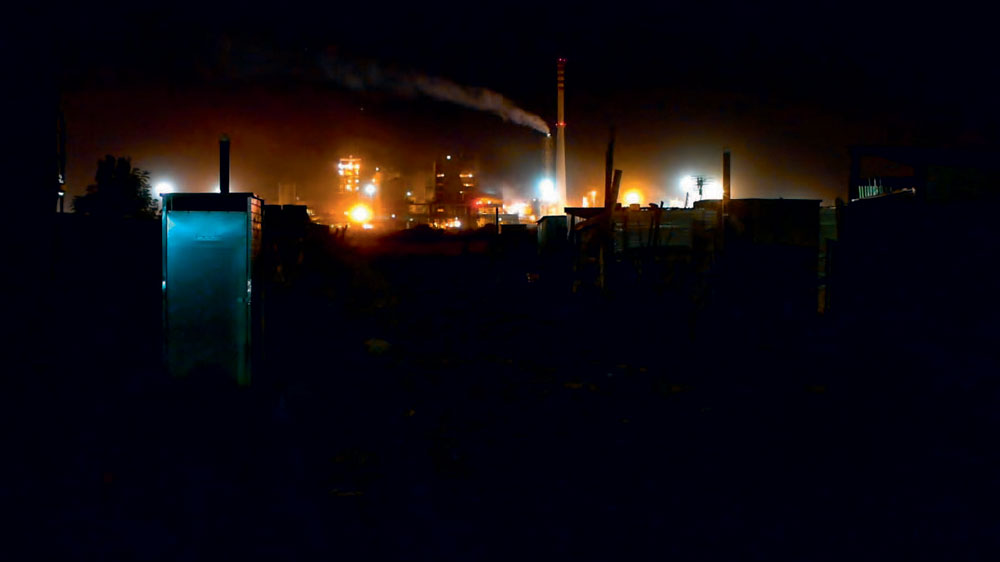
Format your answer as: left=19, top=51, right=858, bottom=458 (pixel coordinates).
left=220, top=134, right=230, bottom=194
left=556, top=58, right=567, bottom=213
left=604, top=127, right=615, bottom=210
left=722, top=151, right=730, bottom=254
left=723, top=151, right=731, bottom=202
left=609, top=169, right=623, bottom=211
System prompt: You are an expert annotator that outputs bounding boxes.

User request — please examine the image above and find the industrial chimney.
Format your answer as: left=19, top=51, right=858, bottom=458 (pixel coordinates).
left=555, top=58, right=567, bottom=212
left=219, top=134, right=230, bottom=194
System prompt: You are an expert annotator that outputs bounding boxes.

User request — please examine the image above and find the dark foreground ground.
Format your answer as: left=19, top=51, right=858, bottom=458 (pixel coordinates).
left=10, top=225, right=999, bottom=560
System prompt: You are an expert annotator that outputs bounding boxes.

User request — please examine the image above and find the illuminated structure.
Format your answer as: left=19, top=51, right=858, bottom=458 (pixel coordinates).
left=434, top=154, right=477, bottom=203
left=431, top=154, right=480, bottom=228
left=338, top=156, right=362, bottom=193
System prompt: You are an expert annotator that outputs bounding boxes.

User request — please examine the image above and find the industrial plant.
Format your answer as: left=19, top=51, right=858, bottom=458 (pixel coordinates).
left=29, top=12, right=999, bottom=558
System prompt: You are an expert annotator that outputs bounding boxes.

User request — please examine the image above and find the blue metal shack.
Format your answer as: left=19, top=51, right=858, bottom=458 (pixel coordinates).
left=162, top=192, right=262, bottom=385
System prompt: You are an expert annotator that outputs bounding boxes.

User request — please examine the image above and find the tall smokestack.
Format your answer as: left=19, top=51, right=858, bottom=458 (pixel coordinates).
left=556, top=58, right=567, bottom=212
left=219, top=134, right=230, bottom=194
left=723, top=150, right=731, bottom=201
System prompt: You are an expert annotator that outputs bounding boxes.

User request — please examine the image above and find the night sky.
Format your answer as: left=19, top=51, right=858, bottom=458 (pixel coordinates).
left=56, top=2, right=998, bottom=207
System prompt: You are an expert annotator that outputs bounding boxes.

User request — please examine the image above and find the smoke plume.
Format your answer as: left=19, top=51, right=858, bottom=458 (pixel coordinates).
left=320, top=54, right=550, bottom=135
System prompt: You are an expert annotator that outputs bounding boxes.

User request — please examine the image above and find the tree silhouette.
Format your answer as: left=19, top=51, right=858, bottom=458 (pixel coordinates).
left=73, top=155, right=158, bottom=218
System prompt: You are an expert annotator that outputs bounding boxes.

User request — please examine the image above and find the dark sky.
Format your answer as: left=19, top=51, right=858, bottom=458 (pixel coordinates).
left=56, top=2, right=998, bottom=207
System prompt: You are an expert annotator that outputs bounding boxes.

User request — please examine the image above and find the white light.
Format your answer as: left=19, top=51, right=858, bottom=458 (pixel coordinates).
left=362, top=223, right=373, bottom=230
left=391, top=213, right=396, bottom=218
left=446, top=155, right=452, bottom=160
left=155, top=182, right=174, bottom=197
left=507, top=202, right=527, bottom=216
left=364, top=184, right=376, bottom=196
left=406, top=191, right=412, bottom=196
left=624, top=190, right=641, bottom=205
left=705, top=181, right=723, bottom=199
left=539, top=178, right=556, bottom=202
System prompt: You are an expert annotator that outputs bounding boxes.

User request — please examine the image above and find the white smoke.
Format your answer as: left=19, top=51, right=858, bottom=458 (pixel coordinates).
left=320, top=55, right=550, bottom=135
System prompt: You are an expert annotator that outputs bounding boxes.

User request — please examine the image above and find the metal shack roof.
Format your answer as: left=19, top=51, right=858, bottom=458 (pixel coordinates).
left=162, top=192, right=262, bottom=213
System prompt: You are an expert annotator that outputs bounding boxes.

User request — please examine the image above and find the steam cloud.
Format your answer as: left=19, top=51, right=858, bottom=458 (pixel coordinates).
left=320, top=55, right=550, bottom=135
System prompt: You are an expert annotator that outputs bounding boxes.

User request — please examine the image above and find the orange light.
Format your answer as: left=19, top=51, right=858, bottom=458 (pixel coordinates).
left=348, top=204, right=372, bottom=223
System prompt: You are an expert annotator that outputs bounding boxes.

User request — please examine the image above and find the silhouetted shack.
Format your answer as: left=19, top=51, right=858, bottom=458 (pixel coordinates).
left=829, top=190, right=919, bottom=326
left=567, top=204, right=719, bottom=294
left=849, top=145, right=1000, bottom=204
left=701, top=198, right=821, bottom=324
left=831, top=178, right=999, bottom=351
left=568, top=205, right=718, bottom=253
left=831, top=146, right=1000, bottom=349
left=260, top=204, right=314, bottom=289
left=162, top=192, right=263, bottom=385
left=612, top=206, right=717, bottom=253
left=536, top=215, right=568, bottom=254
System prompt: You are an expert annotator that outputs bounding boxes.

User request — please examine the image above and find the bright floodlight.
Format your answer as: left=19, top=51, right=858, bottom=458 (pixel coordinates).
left=705, top=181, right=723, bottom=199
left=624, top=190, right=641, bottom=205
left=349, top=204, right=372, bottom=223
left=155, top=181, right=174, bottom=197
left=364, top=183, right=376, bottom=196
left=680, top=176, right=696, bottom=191
left=446, top=155, right=452, bottom=160
left=539, top=178, right=556, bottom=202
